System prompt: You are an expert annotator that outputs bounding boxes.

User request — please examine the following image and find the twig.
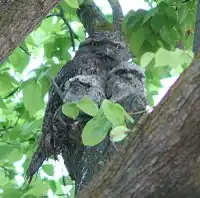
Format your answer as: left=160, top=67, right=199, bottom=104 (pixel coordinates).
left=46, top=8, right=80, bottom=51
left=62, top=175, right=66, bottom=186
left=58, top=6, right=77, bottom=51
left=0, top=116, right=20, bottom=138
left=0, top=126, right=14, bottom=132
left=3, top=86, right=21, bottom=99
left=19, top=45, right=31, bottom=56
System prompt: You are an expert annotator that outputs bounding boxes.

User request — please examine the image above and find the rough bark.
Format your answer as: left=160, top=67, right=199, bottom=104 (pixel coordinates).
left=76, top=57, right=200, bottom=198
left=0, top=0, right=60, bottom=63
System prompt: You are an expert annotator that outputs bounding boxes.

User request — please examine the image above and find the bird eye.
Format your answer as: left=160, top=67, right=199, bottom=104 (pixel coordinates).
left=92, top=41, right=98, bottom=47
left=115, top=43, right=121, bottom=49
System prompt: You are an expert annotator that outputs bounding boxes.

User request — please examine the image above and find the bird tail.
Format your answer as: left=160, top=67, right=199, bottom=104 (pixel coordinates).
left=25, top=149, right=46, bottom=184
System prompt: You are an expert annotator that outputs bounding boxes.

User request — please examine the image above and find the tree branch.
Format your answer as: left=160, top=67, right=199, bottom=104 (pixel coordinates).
left=0, top=0, right=60, bottom=64
left=76, top=57, right=200, bottom=197
left=3, top=86, right=21, bottom=99
left=46, top=12, right=79, bottom=43
left=58, top=6, right=79, bottom=51
left=19, top=45, right=31, bottom=56
left=193, top=0, right=200, bottom=55
left=77, top=0, right=109, bottom=35
left=108, top=0, right=124, bottom=31
left=46, top=7, right=80, bottom=51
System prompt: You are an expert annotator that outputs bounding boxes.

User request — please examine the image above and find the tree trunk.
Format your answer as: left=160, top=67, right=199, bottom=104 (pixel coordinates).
left=0, top=0, right=59, bottom=63
left=76, top=57, right=200, bottom=198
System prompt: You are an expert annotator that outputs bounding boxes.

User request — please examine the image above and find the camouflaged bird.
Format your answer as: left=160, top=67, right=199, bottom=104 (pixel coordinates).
left=26, top=30, right=131, bottom=181
left=26, top=0, right=147, bottom=191
left=26, top=29, right=147, bottom=189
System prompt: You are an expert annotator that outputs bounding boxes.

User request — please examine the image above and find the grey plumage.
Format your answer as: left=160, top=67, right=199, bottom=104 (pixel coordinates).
left=107, top=62, right=147, bottom=114
left=26, top=30, right=147, bottom=191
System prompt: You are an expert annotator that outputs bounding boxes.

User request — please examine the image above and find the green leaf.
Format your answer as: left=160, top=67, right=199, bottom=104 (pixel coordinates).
left=151, top=13, right=164, bottom=33
left=43, top=164, right=54, bottom=176
left=82, top=112, right=111, bottom=146
left=25, top=35, right=37, bottom=47
left=140, top=52, right=155, bottom=68
left=143, top=7, right=158, bottom=24
left=46, top=61, right=64, bottom=78
left=155, top=48, right=193, bottom=69
left=110, top=125, right=130, bottom=142
left=130, top=28, right=145, bottom=57
left=59, top=1, right=77, bottom=14
left=9, top=47, right=30, bottom=73
left=101, top=99, right=125, bottom=126
left=44, top=42, right=54, bottom=59
left=0, top=73, right=19, bottom=97
left=44, top=36, right=71, bottom=60
left=146, top=91, right=155, bottom=107
left=177, top=5, right=188, bottom=24
left=77, top=96, right=98, bottom=116
left=41, top=18, right=62, bottom=33
left=130, top=25, right=151, bottom=57
left=22, top=180, right=49, bottom=197
left=54, top=36, right=71, bottom=60
left=160, top=25, right=177, bottom=46
left=62, top=103, right=79, bottom=119
left=49, top=180, right=57, bottom=193
left=38, top=76, right=51, bottom=97
left=60, top=176, right=74, bottom=186
left=23, top=78, right=44, bottom=115
left=2, top=184, right=21, bottom=198
left=69, top=186, right=75, bottom=198
left=152, top=66, right=172, bottom=79
left=127, top=9, right=146, bottom=30
left=66, top=0, right=79, bottom=8
left=20, top=119, right=43, bottom=141
left=0, top=168, right=8, bottom=185
left=0, top=143, right=19, bottom=161
left=0, top=97, right=6, bottom=108
left=6, top=150, right=23, bottom=163
left=164, top=6, right=177, bottom=28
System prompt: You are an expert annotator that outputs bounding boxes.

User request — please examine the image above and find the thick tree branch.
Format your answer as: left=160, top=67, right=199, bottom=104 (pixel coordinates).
left=76, top=57, right=200, bottom=198
left=108, top=0, right=124, bottom=31
left=0, top=0, right=60, bottom=64
left=193, top=0, right=200, bottom=55
left=77, top=0, right=109, bottom=35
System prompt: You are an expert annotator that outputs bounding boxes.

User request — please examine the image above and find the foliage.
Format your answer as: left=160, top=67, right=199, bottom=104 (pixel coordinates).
left=0, top=0, right=196, bottom=197
left=122, top=0, right=195, bottom=105
left=62, top=98, right=133, bottom=146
